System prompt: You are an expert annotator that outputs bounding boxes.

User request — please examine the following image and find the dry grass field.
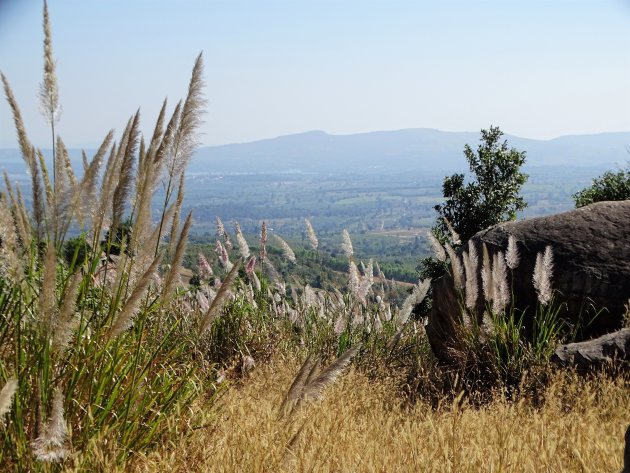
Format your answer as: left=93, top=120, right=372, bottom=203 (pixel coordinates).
left=134, top=357, right=629, bottom=473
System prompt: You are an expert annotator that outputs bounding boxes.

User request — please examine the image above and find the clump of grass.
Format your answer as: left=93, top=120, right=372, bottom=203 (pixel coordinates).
left=0, top=4, right=222, bottom=470
left=429, top=235, right=574, bottom=400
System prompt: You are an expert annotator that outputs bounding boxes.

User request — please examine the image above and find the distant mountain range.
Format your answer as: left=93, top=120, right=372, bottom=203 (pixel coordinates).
left=2, top=129, right=628, bottom=177
left=189, top=129, right=629, bottom=175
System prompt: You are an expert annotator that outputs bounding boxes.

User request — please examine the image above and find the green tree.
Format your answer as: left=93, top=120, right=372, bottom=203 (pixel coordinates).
left=434, top=126, right=528, bottom=243
left=572, top=165, right=630, bottom=208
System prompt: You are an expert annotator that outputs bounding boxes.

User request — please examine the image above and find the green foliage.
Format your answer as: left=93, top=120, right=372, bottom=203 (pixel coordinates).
left=102, top=218, right=133, bottom=256
left=62, top=234, right=91, bottom=268
left=572, top=165, right=630, bottom=207
left=434, top=126, right=528, bottom=243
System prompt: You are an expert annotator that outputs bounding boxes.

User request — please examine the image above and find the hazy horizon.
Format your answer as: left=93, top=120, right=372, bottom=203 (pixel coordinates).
left=1, top=0, right=629, bottom=149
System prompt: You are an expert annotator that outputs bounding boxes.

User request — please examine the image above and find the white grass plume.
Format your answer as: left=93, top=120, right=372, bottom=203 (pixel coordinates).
left=491, top=251, right=509, bottom=313
left=300, top=346, right=360, bottom=401
left=278, top=354, right=316, bottom=418
left=397, top=278, right=431, bottom=327
left=32, top=387, right=69, bottom=463
left=215, top=239, right=233, bottom=271
left=198, top=252, right=213, bottom=279
left=445, top=243, right=464, bottom=291
left=199, top=258, right=242, bottom=335
left=533, top=245, right=554, bottom=305
left=481, top=243, right=494, bottom=303
left=505, top=234, right=520, bottom=269
left=341, top=229, right=353, bottom=258
left=0, top=378, right=18, bottom=421
left=39, top=245, right=57, bottom=332
left=442, top=217, right=461, bottom=245
left=39, top=0, right=60, bottom=127
left=0, top=196, right=23, bottom=284
left=463, top=240, right=479, bottom=310
left=234, top=222, right=250, bottom=259
left=274, top=234, right=296, bottom=263
left=305, top=218, right=318, bottom=250
left=427, top=231, right=446, bottom=262
left=348, top=261, right=361, bottom=299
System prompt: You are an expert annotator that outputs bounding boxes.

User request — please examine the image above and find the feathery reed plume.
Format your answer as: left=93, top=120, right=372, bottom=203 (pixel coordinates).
left=53, top=136, right=69, bottom=204
left=278, top=354, right=316, bottom=418
left=32, top=387, right=69, bottom=463
left=11, top=183, right=31, bottom=248
left=0, top=378, right=18, bottom=421
left=263, top=256, right=280, bottom=284
left=304, top=218, right=318, bottom=251
left=427, top=231, right=446, bottom=262
left=445, top=243, right=463, bottom=291
left=303, top=284, right=318, bottom=309
left=341, top=229, right=353, bottom=258
left=397, top=279, right=431, bottom=327
left=155, top=100, right=180, bottom=166
left=52, top=272, right=82, bottom=353
left=505, top=234, right=520, bottom=269
left=533, top=245, right=554, bottom=305
left=463, top=242, right=479, bottom=310
left=300, top=346, right=360, bottom=401
left=39, top=245, right=57, bottom=332
left=245, top=256, right=256, bottom=275
left=491, top=251, right=509, bottom=313
left=168, top=53, right=206, bottom=179
left=198, top=252, right=213, bottom=279
left=77, top=131, right=113, bottom=222
left=1, top=73, right=35, bottom=172
left=36, top=149, right=53, bottom=211
left=251, top=269, right=261, bottom=292
left=28, top=147, right=45, bottom=239
left=108, top=253, right=162, bottom=338
left=357, top=259, right=374, bottom=302
left=196, top=291, right=210, bottom=312
left=168, top=173, right=185, bottom=252
left=132, top=102, right=167, bottom=245
left=481, top=243, right=494, bottom=303
left=215, top=239, right=233, bottom=271
left=111, top=110, right=140, bottom=232
left=39, top=1, right=60, bottom=128
left=93, top=141, right=119, bottom=233
left=259, top=221, right=268, bottom=260
left=199, top=258, right=242, bottom=335
left=348, top=261, right=361, bottom=299
left=442, top=217, right=461, bottom=245
left=215, top=216, right=232, bottom=250
left=0, top=196, right=23, bottom=283
left=274, top=234, right=296, bottom=263
left=234, top=222, right=250, bottom=259
left=7, top=179, right=31, bottom=246
left=162, top=212, right=192, bottom=305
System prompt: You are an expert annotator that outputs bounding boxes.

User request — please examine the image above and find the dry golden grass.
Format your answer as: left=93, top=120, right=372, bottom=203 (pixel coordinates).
left=135, top=357, right=629, bottom=473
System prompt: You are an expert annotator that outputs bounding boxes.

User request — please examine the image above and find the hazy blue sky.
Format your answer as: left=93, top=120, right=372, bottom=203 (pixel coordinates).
left=0, top=0, right=629, bottom=148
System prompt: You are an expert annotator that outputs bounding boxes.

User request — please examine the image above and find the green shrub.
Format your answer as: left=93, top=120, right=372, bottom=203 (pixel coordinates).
left=573, top=166, right=630, bottom=207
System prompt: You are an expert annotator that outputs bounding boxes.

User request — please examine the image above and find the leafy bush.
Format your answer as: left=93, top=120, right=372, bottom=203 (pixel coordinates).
left=573, top=165, right=630, bottom=207
left=433, top=126, right=528, bottom=243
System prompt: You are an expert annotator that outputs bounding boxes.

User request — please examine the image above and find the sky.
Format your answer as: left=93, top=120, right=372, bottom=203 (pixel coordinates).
left=0, top=0, right=629, bottom=148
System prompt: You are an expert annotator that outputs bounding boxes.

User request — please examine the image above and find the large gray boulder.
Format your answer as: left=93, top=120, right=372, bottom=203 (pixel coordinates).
left=426, top=200, right=630, bottom=360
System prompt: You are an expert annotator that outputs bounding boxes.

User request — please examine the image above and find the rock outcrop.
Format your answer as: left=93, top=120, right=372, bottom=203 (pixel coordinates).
left=426, top=200, right=630, bottom=360
left=551, top=328, right=629, bottom=369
